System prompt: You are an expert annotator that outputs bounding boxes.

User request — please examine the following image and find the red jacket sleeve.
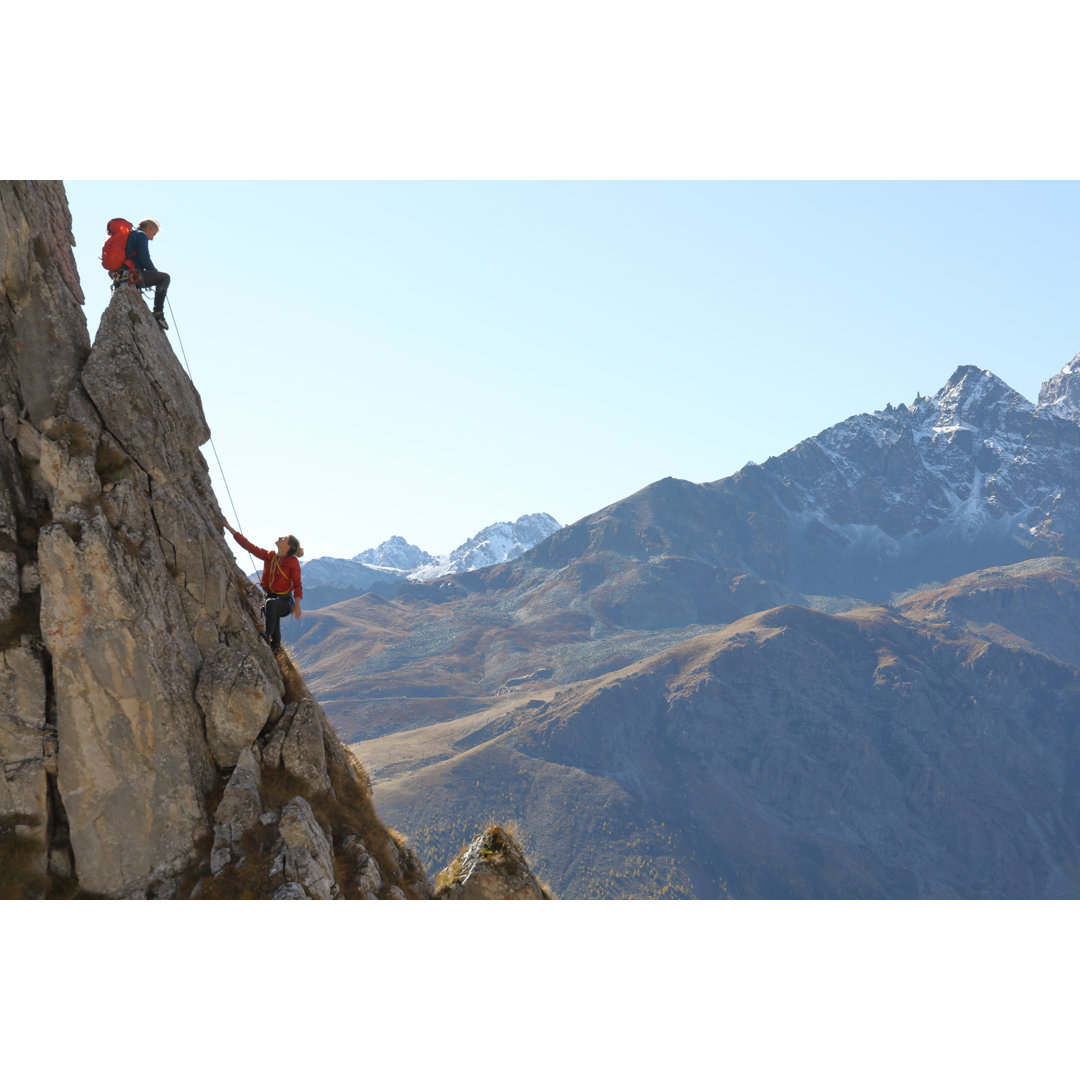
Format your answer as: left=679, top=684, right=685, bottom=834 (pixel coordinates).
left=233, top=532, right=273, bottom=561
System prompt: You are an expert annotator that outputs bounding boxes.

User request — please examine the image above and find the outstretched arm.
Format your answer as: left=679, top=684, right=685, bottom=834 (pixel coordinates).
left=223, top=523, right=272, bottom=561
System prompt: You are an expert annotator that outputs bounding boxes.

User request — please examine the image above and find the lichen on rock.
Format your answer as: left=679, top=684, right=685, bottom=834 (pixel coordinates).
left=435, top=825, right=551, bottom=900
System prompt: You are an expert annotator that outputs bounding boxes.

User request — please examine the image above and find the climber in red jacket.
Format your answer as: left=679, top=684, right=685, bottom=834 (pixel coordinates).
left=222, top=520, right=303, bottom=652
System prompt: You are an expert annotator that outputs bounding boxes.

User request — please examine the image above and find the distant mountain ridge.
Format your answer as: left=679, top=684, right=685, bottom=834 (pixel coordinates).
left=298, top=513, right=561, bottom=609
left=355, top=535, right=430, bottom=571
left=408, top=513, right=561, bottom=581
left=294, top=356, right=1080, bottom=737
left=500, top=358, right=1080, bottom=613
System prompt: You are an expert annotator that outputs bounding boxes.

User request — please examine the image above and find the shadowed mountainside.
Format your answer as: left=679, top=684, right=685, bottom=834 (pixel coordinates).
left=361, top=558, right=1080, bottom=899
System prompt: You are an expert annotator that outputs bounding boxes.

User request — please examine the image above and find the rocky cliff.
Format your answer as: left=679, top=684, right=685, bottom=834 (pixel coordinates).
left=0, top=181, right=445, bottom=898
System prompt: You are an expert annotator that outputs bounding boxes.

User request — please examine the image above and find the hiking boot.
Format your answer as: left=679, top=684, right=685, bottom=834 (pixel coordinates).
left=153, top=311, right=169, bottom=331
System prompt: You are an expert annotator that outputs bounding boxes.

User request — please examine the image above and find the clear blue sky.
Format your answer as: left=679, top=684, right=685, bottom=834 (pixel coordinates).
left=65, top=181, right=1079, bottom=560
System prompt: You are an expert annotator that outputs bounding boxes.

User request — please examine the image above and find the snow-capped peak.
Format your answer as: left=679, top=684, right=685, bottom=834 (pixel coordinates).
left=352, top=535, right=430, bottom=571
left=930, top=366, right=1032, bottom=433
left=409, top=513, right=562, bottom=581
left=334, top=514, right=563, bottom=583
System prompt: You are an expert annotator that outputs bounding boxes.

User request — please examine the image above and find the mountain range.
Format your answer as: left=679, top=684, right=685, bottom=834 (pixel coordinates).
left=292, top=354, right=1080, bottom=898
left=296, top=513, right=560, bottom=610
left=365, top=557, right=1080, bottom=898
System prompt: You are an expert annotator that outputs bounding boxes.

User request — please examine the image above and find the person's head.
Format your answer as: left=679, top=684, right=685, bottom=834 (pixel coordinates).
left=138, top=219, right=161, bottom=239
left=275, top=534, right=303, bottom=558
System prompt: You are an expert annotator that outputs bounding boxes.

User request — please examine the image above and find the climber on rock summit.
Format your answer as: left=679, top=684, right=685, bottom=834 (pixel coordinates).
left=222, top=520, right=304, bottom=652
left=125, top=218, right=170, bottom=331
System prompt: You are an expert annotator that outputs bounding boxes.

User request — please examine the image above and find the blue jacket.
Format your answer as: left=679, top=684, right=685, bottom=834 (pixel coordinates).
left=125, top=228, right=157, bottom=273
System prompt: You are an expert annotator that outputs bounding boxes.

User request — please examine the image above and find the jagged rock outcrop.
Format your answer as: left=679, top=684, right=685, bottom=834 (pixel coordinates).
left=1039, top=354, right=1080, bottom=424
left=434, top=825, right=551, bottom=899
left=275, top=796, right=337, bottom=899
left=277, top=699, right=331, bottom=793
left=0, top=180, right=439, bottom=899
left=210, top=747, right=263, bottom=874
left=196, top=645, right=284, bottom=768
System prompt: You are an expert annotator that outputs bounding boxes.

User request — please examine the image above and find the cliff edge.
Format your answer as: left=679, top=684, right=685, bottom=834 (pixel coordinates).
left=0, top=180, right=435, bottom=898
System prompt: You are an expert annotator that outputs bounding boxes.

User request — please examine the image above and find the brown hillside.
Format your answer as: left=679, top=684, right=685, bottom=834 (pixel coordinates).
left=361, top=559, right=1080, bottom=899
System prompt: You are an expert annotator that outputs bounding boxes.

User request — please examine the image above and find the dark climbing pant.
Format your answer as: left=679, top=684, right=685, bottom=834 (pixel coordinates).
left=263, top=594, right=293, bottom=648
left=140, top=269, right=170, bottom=314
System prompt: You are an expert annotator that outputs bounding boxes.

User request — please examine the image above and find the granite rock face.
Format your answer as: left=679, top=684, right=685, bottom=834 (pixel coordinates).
left=1, top=180, right=92, bottom=886
left=210, top=747, right=263, bottom=874
left=0, top=181, right=437, bottom=899
left=276, top=796, right=337, bottom=900
left=196, top=645, right=284, bottom=769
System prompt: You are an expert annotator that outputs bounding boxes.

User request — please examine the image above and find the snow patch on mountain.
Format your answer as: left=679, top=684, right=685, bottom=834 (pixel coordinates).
left=410, top=513, right=562, bottom=581
left=301, top=514, right=561, bottom=593
left=1039, top=353, right=1080, bottom=425
left=353, top=536, right=430, bottom=572
left=768, top=362, right=1080, bottom=581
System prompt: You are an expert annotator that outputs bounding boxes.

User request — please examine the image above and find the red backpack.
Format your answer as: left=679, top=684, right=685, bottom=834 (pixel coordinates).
left=101, top=218, right=135, bottom=274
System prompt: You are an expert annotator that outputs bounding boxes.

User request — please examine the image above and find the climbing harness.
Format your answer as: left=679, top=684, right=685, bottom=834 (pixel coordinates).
left=109, top=267, right=141, bottom=290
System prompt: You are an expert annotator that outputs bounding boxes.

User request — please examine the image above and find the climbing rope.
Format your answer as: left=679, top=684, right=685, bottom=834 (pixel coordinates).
left=165, top=295, right=260, bottom=579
